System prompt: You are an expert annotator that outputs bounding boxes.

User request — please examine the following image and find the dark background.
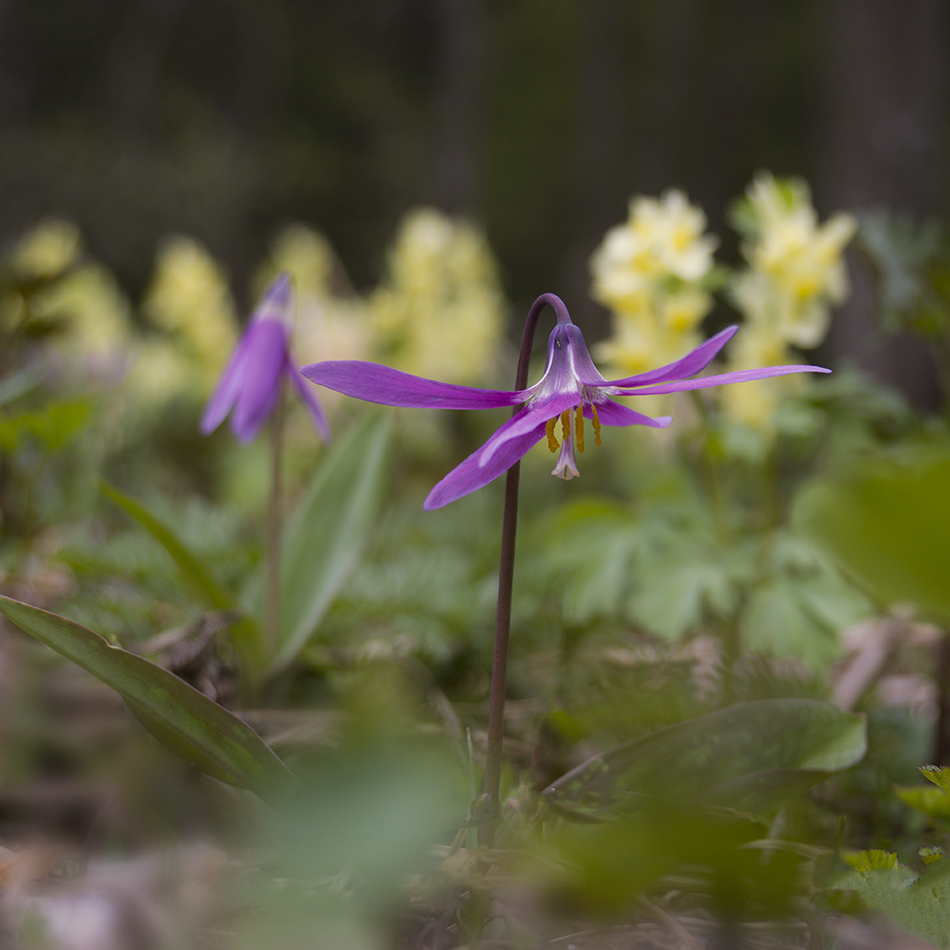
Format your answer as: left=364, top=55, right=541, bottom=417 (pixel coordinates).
left=2, top=0, right=947, bottom=396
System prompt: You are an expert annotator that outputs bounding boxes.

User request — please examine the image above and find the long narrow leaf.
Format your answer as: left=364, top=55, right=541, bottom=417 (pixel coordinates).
left=249, top=411, right=391, bottom=676
left=100, top=480, right=234, bottom=611
left=0, top=594, right=293, bottom=804
left=99, top=481, right=265, bottom=675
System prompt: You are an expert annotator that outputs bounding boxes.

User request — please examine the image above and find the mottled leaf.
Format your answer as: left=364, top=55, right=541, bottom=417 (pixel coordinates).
left=544, top=699, right=866, bottom=820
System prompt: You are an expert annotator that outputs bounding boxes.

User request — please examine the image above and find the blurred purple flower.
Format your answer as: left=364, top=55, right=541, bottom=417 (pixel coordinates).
left=201, top=273, right=331, bottom=444
left=302, top=308, right=828, bottom=509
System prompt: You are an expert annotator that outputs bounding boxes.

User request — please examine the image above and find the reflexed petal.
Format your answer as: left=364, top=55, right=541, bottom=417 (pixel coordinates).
left=479, top=391, right=582, bottom=466
left=602, top=325, right=739, bottom=387
left=288, top=357, right=332, bottom=442
left=614, top=364, right=831, bottom=396
left=424, top=425, right=547, bottom=510
left=589, top=398, right=672, bottom=428
left=302, top=361, right=526, bottom=409
left=200, top=332, right=253, bottom=435
left=231, top=319, right=287, bottom=441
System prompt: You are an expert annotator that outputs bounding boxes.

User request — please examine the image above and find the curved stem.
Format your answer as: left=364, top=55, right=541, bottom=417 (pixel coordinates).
left=266, top=382, right=285, bottom=654
left=484, top=293, right=570, bottom=819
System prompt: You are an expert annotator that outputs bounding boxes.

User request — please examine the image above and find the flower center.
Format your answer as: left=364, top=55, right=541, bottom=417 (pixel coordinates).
left=543, top=403, right=602, bottom=480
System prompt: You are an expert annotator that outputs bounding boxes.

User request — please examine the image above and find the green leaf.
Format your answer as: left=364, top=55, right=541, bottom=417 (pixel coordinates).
left=897, top=784, right=950, bottom=822
left=922, top=765, right=950, bottom=798
left=833, top=863, right=950, bottom=948
left=540, top=497, right=638, bottom=623
left=100, top=481, right=235, bottom=611
left=793, top=447, right=950, bottom=624
left=842, top=849, right=903, bottom=872
left=544, top=699, right=866, bottom=820
left=251, top=411, right=391, bottom=676
left=626, top=542, right=751, bottom=640
left=99, top=481, right=267, bottom=675
left=740, top=576, right=863, bottom=670
left=0, top=594, right=292, bottom=803
left=0, top=398, right=91, bottom=452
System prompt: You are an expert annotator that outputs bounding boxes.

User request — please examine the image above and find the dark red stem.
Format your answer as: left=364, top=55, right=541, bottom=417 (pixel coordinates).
left=484, top=293, right=571, bottom=815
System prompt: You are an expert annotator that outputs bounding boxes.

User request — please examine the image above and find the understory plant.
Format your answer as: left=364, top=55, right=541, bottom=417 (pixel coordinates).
left=0, top=176, right=947, bottom=947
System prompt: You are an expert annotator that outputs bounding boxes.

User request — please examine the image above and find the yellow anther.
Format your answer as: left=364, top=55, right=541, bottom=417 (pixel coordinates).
left=560, top=409, right=571, bottom=444
left=545, top=417, right=559, bottom=452
left=591, top=403, right=602, bottom=446
left=576, top=405, right=585, bottom=452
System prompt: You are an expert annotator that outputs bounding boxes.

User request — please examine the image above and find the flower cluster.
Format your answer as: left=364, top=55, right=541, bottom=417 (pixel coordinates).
left=370, top=207, right=504, bottom=385
left=4, top=219, right=132, bottom=383
left=590, top=190, right=718, bottom=375
left=721, top=173, right=856, bottom=427
left=135, top=237, right=239, bottom=401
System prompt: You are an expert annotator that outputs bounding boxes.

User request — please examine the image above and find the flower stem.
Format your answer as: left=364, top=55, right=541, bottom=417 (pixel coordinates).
left=484, top=294, right=571, bottom=823
left=266, top=382, right=285, bottom=655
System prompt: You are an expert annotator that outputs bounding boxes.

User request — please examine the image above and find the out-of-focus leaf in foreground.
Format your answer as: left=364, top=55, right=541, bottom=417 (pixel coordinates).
left=793, top=446, right=950, bottom=624
left=0, top=594, right=293, bottom=803
left=544, top=698, right=866, bottom=820
left=248, top=410, right=391, bottom=676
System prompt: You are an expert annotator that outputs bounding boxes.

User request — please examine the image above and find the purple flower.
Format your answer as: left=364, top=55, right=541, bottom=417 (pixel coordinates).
left=201, top=273, right=331, bottom=444
left=301, top=305, right=828, bottom=510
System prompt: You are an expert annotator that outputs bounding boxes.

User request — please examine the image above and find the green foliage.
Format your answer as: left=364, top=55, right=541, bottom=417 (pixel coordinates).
left=859, top=211, right=950, bottom=341
left=537, top=489, right=870, bottom=669
left=253, top=411, right=392, bottom=677
left=794, top=444, right=950, bottom=624
left=549, top=805, right=800, bottom=917
left=833, top=856, right=950, bottom=948
left=544, top=698, right=866, bottom=820
left=0, top=594, right=292, bottom=803
left=98, top=412, right=392, bottom=683
left=101, top=480, right=235, bottom=612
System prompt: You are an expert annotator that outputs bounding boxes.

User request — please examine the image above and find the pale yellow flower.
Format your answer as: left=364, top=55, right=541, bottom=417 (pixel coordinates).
left=592, top=190, right=717, bottom=313
left=718, top=322, right=795, bottom=428
left=32, top=263, right=132, bottom=377
left=143, top=237, right=238, bottom=387
left=591, top=190, right=716, bottom=400
left=369, top=207, right=504, bottom=385
left=260, top=223, right=371, bottom=379
left=741, top=173, right=856, bottom=348
left=13, top=219, right=82, bottom=280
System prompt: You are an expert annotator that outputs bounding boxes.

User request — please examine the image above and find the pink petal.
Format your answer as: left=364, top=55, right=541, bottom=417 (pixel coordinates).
left=200, top=332, right=253, bottom=435
left=424, top=425, right=547, bottom=510
left=288, top=357, right=331, bottom=442
left=478, top=391, right=582, bottom=466
left=614, top=364, right=831, bottom=397
left=602, top=326, right=739, bottom=388
left=302, top=361, right=526, bottom=409
left=231, top=319, right=288, bottom=441
left=590, top=398, right=672, bottom=428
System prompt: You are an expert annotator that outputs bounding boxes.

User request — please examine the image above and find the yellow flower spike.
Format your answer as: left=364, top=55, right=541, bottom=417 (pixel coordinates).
left=560, top=409, right=571, bottom=446
left=591, top=403, right=602, bottom=446
left=575, top=404, right=585, bottom=452
left=545, top=417, right=559, bottom=453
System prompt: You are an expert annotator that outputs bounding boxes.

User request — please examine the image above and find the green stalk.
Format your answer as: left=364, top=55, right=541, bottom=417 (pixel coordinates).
left=266, top=382, right=285, bottom=655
